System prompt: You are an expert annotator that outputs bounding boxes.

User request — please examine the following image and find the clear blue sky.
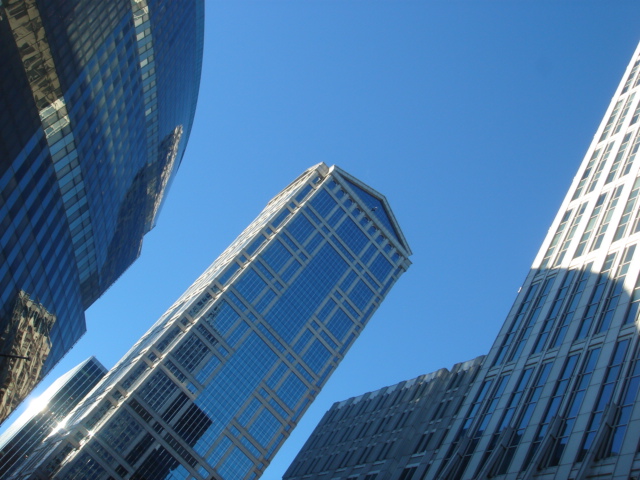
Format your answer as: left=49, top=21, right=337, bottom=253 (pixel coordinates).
left=3, top=2, right=640, bottom=479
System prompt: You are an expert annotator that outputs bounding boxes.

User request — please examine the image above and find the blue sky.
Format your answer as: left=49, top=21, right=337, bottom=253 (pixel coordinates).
left=3, top=2, right=640, bottom=479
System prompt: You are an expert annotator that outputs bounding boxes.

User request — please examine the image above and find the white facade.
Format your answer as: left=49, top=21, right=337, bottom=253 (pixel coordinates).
left=284, top=41, right=640, bottom=480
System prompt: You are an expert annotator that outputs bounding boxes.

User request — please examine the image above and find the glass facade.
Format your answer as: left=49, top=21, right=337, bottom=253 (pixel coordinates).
left=285, top=41, right=640, bottom=480
left=0, top=357, right=107, bottom=478
left=0, top=0, right=204, bottom=414
left=8, top=163, right=411, bottom=480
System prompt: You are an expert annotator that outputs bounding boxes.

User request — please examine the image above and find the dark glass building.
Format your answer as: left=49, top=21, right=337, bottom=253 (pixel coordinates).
left=284, top=358, right=484, bottom=480
left=0, top=357, right=107, bottom=477
left=7, top=163, right=412, bottom=480
left=0, top=0, right=204, bottom=418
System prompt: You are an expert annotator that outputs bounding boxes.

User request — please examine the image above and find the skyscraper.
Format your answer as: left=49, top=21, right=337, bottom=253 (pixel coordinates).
left=0, top=0, right=204, bottom=418
left=0, top=357, right=107, bottom=478
left=8, top=163, right=411, bottom=480
left=285, top=41, right=640, bottom=480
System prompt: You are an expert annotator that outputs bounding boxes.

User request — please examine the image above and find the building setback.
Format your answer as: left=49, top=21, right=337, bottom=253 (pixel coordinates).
left=285, top=41, right=640, bottom=480
left=0, top=357, right=107, bottom=478
left=8, top=163, right=411, bottom=480
left=0, top=0, right=204, bottom=417
left=285, top=358, right=484, bottom=480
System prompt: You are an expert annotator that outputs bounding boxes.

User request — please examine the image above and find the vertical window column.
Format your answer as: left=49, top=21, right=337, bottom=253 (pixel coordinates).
left=547, top=348, right=601, bottom=467
left=540, top=210, right=573, bottom=269
left=554, top=203, right=588, bottom=266
left=605, top=343, right=640, bottom=457
left=508, top=276, right=555, bottom=362
left=550, top=264, right=592, bottom=348
left=590, top=185, right=624, bottom=251
left=596, top=245, right=636, bottom=333
left=575, top=254, right=616, bottom=340
left=576, top=339, right=629, bottom=462
left=613, top=176, right=640, bottom=241
left=574, top=193, right=608, bottom=258
left=493, top=284, right=540, bottom=367
left=533, top=271, right=575, bottom=354
left=524, top=355, right=578, bottom=469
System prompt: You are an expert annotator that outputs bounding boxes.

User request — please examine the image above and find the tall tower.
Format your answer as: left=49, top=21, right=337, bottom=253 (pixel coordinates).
left=9, top=163, right=411, bottom=480
left=0, top=0, right=204, bottom=415
left=285, top=42, right=640, bottom=480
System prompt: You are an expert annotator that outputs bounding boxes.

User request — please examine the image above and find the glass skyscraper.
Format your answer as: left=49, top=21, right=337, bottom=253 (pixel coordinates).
left=284, top=41, right=640, bottom=480
left=0, top=0, right=204, bottom=418
left=0, top=357, right=107, bottom=478
left=8, top=163, right=411, bottom=480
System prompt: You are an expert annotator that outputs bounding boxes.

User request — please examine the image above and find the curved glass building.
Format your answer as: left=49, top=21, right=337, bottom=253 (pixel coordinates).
left=0, top=0, right=204, bottom=419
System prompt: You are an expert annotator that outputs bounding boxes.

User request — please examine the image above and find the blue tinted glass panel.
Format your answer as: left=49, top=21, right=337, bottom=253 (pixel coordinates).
left=343, top=179, right=404, bottom=247
left=349, top=280, right=375, bottom=311
left=194, top=333, right=278, bottom=456
left=265, top=243, right=348, bottom=343
left=370, top=253, right=393, bottom=283
left=287, top=214, right=315, bottom=245
left=205, top=301, right=240, bottom=338
left=282, top=260, right=301, bottom=282
left=262, top=240, right=293, bottom=273
left=238, top=398, right=262, bottom=426
left=249, top=409, right=281, bottom=447
left=337, top=217, right=369, bottom=255
left=310, top=189, right=337, bottom=218
left=317, top=299, right=337, bottom=321
left=295, top=184, right=312, bottom=203
left=277, top=373, right=307, bottom=409
left=218, top=447, right=253, bottom=480
left=303, top=340, right=331, bottom=374
left=294, top=329, right=314, bottom=354
left=235, top=269, right=267, bottom=304
left=326, top=309, right=352, bottom=341
left=218, top=263, right=240, bottom=285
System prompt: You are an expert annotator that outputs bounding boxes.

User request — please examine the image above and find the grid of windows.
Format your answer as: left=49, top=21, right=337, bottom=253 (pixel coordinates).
left=16, top=164, right=410, bottom=480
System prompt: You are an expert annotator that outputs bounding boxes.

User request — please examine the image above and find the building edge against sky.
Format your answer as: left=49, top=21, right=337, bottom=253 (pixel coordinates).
left=0, top=0, right=204, bottom=420
left=284, top=41, right=640, bottom=480
left=7, top=163, right=411, bottom=480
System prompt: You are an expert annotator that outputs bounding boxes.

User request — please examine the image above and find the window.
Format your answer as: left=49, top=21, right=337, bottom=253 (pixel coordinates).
left=398, top=466, right=418, bottom=480
left=621, top=129, right=640, bottom=176
left=596, top=245, right=636, bottom=333
left=599, top=99, right=624, bottom=142
left=495, top=362, right=553, bottom=475
left=586, top=142, right=615, bottom=194
left=540, top=209, right=572, bottom=269
left=493, top=284, right=540, bottom=366
left=547, top=348, right=601, bottom=467
left=572, top=149, right=601, bottom=200
left=554, top=203, right=588, bottom=265
left=551, top=264, right=592, bottom=347
left=613, top=176, right=640, bottom=241
left=576, top=340, right=629, bottom=462
left=574, top=193, right=607, bottom=258
left=604, top=344, right=640, bottom=457
left=575, top=254, right=616, bottom=339
left=507, top=276, right=555, bottom=362
left=590, top=185, right=624, bottom=250
left=533, top=271, right=575, bottom=353
left=605, top=131, right=634, bottom=183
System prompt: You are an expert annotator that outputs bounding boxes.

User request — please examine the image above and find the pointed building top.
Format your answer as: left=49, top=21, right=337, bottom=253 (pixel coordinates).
left=331, top=166, right=412, bottom=255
